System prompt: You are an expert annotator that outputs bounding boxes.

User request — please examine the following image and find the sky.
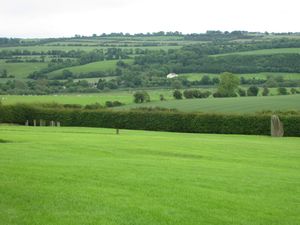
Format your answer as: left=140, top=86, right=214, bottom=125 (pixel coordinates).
left=1, top=0, right=299, bottom=38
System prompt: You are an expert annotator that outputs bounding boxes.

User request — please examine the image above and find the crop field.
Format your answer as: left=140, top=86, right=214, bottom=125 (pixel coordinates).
left=0, top=60, right=48, bottom=78
left=213, top=47, right=300, bottom=57
left=180, top=72, right=300, bottom=81
left=120, top=94, right=300, bottom=113
left=0, top=126, right=299, bottom=225
left=47, top=59, right=134, bottom=77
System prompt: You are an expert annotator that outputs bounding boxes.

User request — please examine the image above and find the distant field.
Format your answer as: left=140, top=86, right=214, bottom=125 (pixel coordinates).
left=0, top=60, right=48, bottom=78
left=0, top=45, right=182, bottom=52
left=0, top=89, right=175, bottom=105
left=180, top=72, right=300, bottom=81
left=119, top=95, right=300, bottom=113
left=213, top=48, right=300, bottom=57
left=47, top=59, right=134, bottom=78
left=0, top=126, right=299, bottom=225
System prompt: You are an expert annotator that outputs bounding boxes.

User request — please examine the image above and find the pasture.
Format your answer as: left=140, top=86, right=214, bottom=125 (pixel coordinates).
left=213, top=47, right=300, bottom=57
left=120, top=94, right=300, bottom=113
left=0, top=60, right=48, bottom=78
left=180, top=72, right=300, bottom=81
left=0, top=126, right=299, bottom=225
left=47, top=59, right=133, bottom=78
left=0, top=89, right=175, bottom=105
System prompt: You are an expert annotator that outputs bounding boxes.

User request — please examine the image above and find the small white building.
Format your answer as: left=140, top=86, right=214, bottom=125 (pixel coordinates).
left=166, top=73, right=178, bottom=79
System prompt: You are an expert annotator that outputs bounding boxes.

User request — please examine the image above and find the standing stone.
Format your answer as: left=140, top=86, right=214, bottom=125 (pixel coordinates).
left=271, top=115, right=284, bottom=137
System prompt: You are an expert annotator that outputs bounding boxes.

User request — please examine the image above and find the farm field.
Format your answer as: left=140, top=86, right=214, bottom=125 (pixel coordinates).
left=0, top=45, right=182, bottom=52
left=120, top=94, right=300, bottom=113
left=47, top=59, right=133, bottom=78
left=0, top=60, right=48, bottom=78
left=213, top=47, right=300, bottom=57
left=180, top=72, right=300, bottom=81
left=0, top=126, right=299, bottom=225
left=0, top=89, right=175, bottom=105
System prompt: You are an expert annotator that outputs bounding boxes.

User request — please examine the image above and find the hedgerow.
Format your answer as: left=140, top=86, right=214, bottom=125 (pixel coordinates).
left=0, top=104, right=299, bottom=136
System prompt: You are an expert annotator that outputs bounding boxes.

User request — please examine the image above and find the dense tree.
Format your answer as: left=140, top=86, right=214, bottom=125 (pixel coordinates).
left=247, top=86, right=259, bottom=96
left=262, top=87, right=269, bottom=96
left=133, top=91, right=150, bottom=103
left=217, top=73, right=240, bottom=97
left=173, top=90, right=183, bottom=99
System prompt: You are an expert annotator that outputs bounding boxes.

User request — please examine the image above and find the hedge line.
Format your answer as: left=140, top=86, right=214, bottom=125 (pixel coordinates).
left=0, top=104, right=300, bottom=136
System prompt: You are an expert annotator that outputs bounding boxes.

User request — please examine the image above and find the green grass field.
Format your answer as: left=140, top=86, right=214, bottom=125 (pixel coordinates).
left=180, top=72, right=300, bottom=81
left=47, top=59, right=133, bottom=78
left=0, top=126, right=299, bottom=225
left=1, top=91, right=299, bottom=112
left=120, top=94, right=300, bottom=113
left=0, top=89, right=175, bottom=105
left=0, top=45, right=181, bottom=52
left=213, top=48, right=300, bottom=57
left=0, top=60, right=48, bottom=78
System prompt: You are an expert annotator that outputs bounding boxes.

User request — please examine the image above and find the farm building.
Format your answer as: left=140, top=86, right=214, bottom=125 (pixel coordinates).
left=166, top=73, right=178, bottom=79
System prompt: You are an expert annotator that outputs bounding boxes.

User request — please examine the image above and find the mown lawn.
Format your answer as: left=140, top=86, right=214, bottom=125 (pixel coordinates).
left=0, top=126, right=299, bottom=225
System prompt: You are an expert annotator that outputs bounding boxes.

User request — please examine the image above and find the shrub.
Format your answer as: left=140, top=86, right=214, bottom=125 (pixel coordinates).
left=84, top=103, right=103, bottom=110
left=105, top=101, right=123, bottom=107
left=173, top=90, right=183, bottom=99
left=247, top=86, right=259, bottom=96
left=278, top=87, right=288, bottom=95
left=133, top=91, right=150, bottom=103
left=262, top=87, right=269, bottom=96
left=238, top=88, right=246, bottom=97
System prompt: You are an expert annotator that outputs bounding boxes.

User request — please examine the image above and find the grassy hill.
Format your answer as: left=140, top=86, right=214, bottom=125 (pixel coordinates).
left=0, top=126, right=299, bottom=225
left=180, top=72, right=300, bottom=81
left=0, top=60, right=48, bottom=79
left=120, top=95, right=300, bottom=113
left=47, top=59, right=134, bottom=78
left=213, top=47, right=300, bottom=57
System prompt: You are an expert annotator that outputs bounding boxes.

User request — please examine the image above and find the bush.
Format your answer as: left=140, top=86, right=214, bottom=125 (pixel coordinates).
left=238, top=88, right=246, bottom=97
left=278, top=87, right=288, bottom=95
left=133, top=91, right=150, bottom=103
left=183, top=89, right=211, bottom=99
left=105, top=101, right=123, bottom=107
left=84, top=103, right=103, bottom=110
left=247, top=86, right=259, bottom=96
left=173, top=90, right=183, bottom=99
left=262, top=87, right=269, bottom=96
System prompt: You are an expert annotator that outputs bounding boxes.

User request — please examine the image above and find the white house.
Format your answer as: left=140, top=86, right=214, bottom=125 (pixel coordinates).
left=166, top=73, right=178, bottom=79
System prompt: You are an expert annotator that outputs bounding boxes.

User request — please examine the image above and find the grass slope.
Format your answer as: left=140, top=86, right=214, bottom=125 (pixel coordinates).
left=0, top=126, right=299, bottom=225
left=0, top=60, right=48, bottom=78
left=120, top=95, right=300, bottom=113
left=0, top=89, right=175, bottom=105
left=213, top=47, right=300, bottom=57
left=47, top=59, right=133, bottom=77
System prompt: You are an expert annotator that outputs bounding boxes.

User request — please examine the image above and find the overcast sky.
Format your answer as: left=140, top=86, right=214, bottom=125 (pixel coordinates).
left=1, top=0, right=299, bottom=38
